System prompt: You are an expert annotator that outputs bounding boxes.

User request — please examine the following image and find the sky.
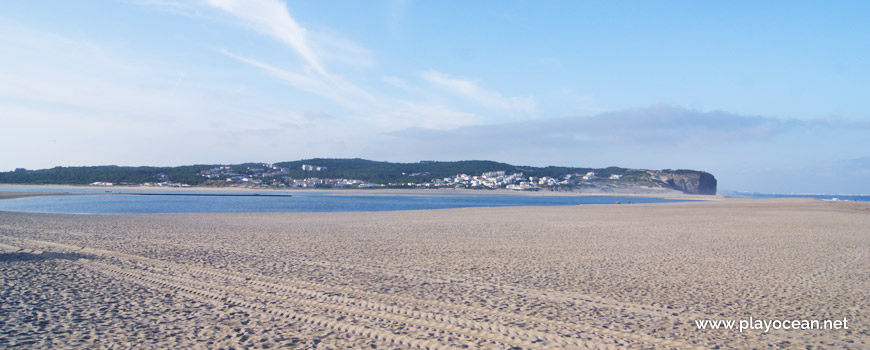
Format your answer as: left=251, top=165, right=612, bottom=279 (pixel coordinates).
left=1, top=1, right=868, bottom=194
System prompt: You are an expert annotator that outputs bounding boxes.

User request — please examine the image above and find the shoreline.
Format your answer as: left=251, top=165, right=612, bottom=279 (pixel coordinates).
left=0, top=183, right=721, bottom=201
left=0, top=187, right=712, bottom=216
left=0, top=192, right=105, bottom=200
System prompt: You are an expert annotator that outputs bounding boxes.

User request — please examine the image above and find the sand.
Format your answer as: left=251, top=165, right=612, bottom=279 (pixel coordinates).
left=0, top=192, right=101, bottom=200
left=1, top=197, right=868, bottom=349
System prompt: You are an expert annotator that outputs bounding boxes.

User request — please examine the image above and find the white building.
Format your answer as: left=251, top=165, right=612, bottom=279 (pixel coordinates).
left=482, top=170, right=506, bottom=178
left=301, top=164, right=327, bottom=171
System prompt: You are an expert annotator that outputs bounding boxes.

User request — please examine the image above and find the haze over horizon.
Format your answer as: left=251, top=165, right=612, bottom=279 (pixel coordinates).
left=1, top=1, right=868, bottom=194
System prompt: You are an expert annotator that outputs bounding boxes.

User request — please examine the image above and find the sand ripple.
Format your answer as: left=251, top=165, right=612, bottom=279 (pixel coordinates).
left=1, top=198, right=868, bottom=348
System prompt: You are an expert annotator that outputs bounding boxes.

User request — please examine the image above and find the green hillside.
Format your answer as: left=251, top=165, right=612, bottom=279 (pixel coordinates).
left=0, top=158, right=717, bottom=194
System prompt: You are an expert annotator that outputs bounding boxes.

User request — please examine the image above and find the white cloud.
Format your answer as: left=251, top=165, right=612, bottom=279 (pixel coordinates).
left=381, top=76, right=433, bottom=98
left=221, top=51, right=483, bottom=131
left=308, top=31, right=374, bottom=68
left=386, top=105, right=804, bottom=149
left=220, top=49, right=375, bottom=110
left=381, top=76, right=406, bottom=88
left=205, top=0, right=328, bottom=75
left=0, top=21, right=356, bottom=170
left=365, top=102, right=480, bottom=131
left=420, top=70, right=536, bottom=114
left=141, top=0, right=373, bottom=70
left=140, top=1, right=494, bottom=131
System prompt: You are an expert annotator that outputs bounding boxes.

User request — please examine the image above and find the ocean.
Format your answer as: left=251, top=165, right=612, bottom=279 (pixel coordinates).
left=723, top=192, right=870, bottom=202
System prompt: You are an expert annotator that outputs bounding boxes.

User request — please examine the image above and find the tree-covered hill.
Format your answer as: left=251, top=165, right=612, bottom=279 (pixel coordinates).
left=0, top=165, right=214, bottom=185
left=0, top=159, right=717, bottom=194
left=274, top=158, right=536, bottom=184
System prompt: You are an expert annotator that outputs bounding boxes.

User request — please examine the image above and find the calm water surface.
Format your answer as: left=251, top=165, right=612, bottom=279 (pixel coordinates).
left=0, top=189, right=685, bottom=214
left=724, top=192, right=870, bottom=202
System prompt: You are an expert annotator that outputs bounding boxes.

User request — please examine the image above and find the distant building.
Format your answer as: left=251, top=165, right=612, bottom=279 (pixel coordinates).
left=582, top=171, right=597, bottom=180
left=301, top=164, right=327, bottom=171
left=482, top=170, right=506, bottom=178
left=609, top=174, right=622, bottom=180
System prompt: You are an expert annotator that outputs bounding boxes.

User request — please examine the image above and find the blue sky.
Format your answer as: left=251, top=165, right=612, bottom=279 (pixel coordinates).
left=1, top=1, right=868, bottom=193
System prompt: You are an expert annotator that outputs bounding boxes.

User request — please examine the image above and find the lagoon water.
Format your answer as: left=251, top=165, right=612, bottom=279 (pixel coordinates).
left=0, top=190, right=684, bottom=214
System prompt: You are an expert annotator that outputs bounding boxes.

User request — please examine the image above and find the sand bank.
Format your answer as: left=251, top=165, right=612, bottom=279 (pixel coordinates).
left=0, top=192, right=102, bottom=200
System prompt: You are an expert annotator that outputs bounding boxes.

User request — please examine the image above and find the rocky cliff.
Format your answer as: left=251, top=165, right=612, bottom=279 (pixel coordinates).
left=653, top=171, right=718, bottom=195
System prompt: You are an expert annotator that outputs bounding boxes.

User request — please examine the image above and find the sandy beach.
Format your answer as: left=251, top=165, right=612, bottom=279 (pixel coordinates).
left=1, top=197, right=868, bottom=349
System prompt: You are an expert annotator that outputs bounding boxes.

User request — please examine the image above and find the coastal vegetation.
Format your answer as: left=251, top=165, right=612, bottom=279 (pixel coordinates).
left=2, top=165, right=211, bottom=186
left=0, top=159, right=717, bottom=194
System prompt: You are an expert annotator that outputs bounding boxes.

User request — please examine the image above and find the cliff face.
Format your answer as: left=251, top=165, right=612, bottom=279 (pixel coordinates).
left=655, top=171, right=718, bottom=195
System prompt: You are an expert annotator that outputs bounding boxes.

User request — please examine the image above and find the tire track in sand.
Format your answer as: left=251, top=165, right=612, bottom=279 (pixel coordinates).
left=78, top=258, right=452, bottom=350
left=80, top=259, right=607, bottom=350
left=9, top=237, right=707, bottom=349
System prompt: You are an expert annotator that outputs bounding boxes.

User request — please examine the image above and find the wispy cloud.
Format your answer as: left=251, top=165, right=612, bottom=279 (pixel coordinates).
left=308, top=30, right=374, bottom=68
left=133, top=0, right=204, bottom=17
left=381, top=76, right=411, bottom=89
left=382, top=105, right=867, bottom=153
left=0, top=22, right=198, bottom=122
left=366, top=105, right=870, bottom=185
left=221, top=50, right=481, bottom=130
left=580, top=105, right=790, bottom=143
left=220, top=49, right=376, bottom=109
left=381, top=76, right=437, bottom=99
left=142, top=0, right=372, bottom=70
left=206, top=0, right=327, bottom=75
left=366, top=102, right=480, bottom=131
left=140, top=1, right=514, bottom=130
left=0, top=20, right=355, bottom=170
left=421, top=70, right=536, bottom=114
